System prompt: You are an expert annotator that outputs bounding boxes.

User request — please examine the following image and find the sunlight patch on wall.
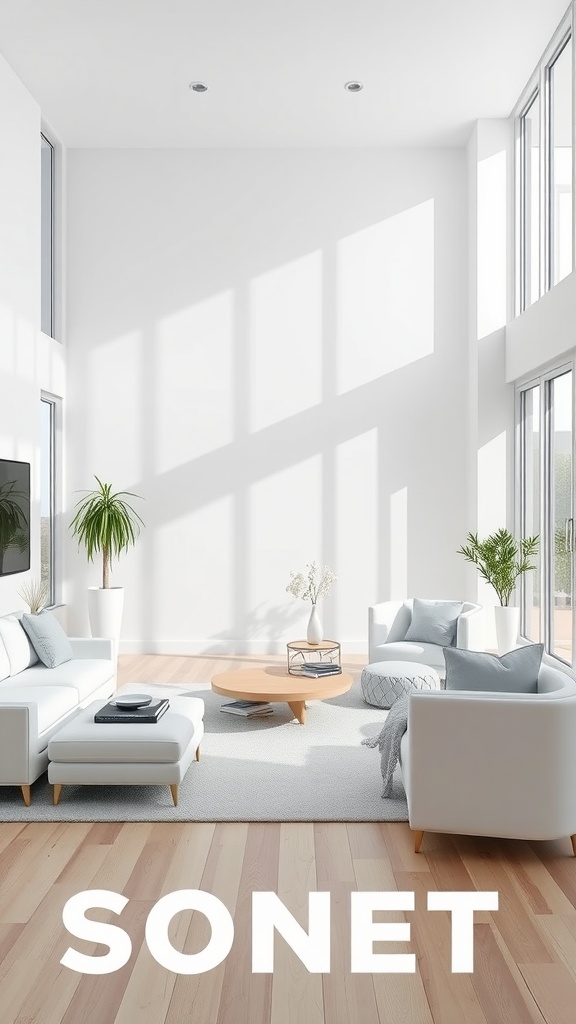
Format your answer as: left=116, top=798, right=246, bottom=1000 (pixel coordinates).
left=390, top=486, right=408, bottom=599
left=156, top=291, right=233, bottom=473
left=477, top=431, right=507, bottom=539
left=249, top=455, right=322, bottom=640
left=249, top=251, right=322, bottom=433
left=477, top=149, right=506, bottom=339
left=336, top=430, right=377, bottom=638
left=336, top=201, right=434, bottom=394
left=88, top=330, right=144, bottom=479
left=154, top=496, right=234, bottom=640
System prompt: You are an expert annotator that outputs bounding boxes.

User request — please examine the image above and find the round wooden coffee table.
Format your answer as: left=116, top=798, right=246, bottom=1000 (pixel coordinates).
left=211, top=666, right=353, bottom=725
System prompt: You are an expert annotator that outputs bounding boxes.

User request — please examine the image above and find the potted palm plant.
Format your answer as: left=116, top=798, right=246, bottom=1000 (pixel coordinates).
left=70, top=477, right=144, bottom=649
left=457, top=528, right=539, bottom=654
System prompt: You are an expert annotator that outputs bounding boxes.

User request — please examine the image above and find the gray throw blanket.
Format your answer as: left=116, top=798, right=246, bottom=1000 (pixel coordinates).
left=362, top=694, right=409, bottom=798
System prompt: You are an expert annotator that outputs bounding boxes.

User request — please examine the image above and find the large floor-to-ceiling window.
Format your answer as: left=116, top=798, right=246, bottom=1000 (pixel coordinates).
left=515, top=8, right=573, bottom=313
left=518, top=365, right=573, bottom=664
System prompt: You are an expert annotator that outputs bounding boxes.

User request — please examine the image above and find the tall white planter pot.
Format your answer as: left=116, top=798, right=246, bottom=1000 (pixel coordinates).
left=87, top=586, right=124, bottom=657
left=494, top=605, right=520, bottom=656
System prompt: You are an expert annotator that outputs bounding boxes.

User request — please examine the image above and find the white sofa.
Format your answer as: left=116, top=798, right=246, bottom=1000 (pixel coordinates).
left=0, top=615, right=116, bottom=804
left=401, top=660, right=576, bottom=854
left=368, top=599, right=485, bottom=677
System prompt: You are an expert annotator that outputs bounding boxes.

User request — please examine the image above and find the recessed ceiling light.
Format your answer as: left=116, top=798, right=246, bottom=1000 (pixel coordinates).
left=344, top=81, right=363, bottom=92
left=189, top=81, right=208, bottom=93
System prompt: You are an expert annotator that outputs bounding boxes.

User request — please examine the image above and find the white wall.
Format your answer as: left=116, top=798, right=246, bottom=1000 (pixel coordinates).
left=0, top=51, right=65, bottom=616
left=66, top=148, right=469, bottom=653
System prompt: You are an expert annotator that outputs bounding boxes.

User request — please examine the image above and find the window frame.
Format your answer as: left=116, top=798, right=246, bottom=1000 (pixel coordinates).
left=515, top=358, right=576, bottom=666
left=40, top=131, right=55, bottom=339
left=40, top=392, right=62, bottom=608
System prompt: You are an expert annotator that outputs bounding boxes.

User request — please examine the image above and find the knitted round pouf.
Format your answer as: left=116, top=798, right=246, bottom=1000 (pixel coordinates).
left=360, top=660, right=441, bottom=709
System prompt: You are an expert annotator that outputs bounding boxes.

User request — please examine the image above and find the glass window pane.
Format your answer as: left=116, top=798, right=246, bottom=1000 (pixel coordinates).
left=550, top=38, right=573, bottom=286
left=40, top=398, right=54, bottom=605
left=522, top=93, right=540, bottom=308
left=521, top=385, right=541, bottom=641
left=550, top=371, right=572, bottom=662
left=41, top=134, right=54, bottom=337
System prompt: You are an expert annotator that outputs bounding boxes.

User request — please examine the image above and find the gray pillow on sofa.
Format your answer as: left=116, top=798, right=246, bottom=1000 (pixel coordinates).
left=21, top=611, right=73, bottom=669
left=444, top=644, right=544, bottom=693
left=404, top=598, right=463, bottom=647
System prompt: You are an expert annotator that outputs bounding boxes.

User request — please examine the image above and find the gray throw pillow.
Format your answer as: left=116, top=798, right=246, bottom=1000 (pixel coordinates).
left=21, top=610, right=73, bottom=669
left=404, top=598, right=463, bottom=647
left=444, top=644, right=544, bottom=693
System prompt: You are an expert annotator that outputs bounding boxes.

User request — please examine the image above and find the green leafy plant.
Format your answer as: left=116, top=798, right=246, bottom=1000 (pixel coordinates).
left=457, top=528, right=539, bottom=607
left=0, top=480, right=28, bottom=574
left=18, top=578, right=49, bottom=614
left=70, top=476, right=144, bottom=589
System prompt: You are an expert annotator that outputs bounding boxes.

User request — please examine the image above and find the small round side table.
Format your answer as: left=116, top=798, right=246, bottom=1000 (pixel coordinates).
left=286, top=639, right=341, bottom=675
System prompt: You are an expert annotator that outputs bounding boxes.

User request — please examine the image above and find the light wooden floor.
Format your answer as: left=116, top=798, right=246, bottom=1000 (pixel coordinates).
left=0, top=653, right=574, bottom=1024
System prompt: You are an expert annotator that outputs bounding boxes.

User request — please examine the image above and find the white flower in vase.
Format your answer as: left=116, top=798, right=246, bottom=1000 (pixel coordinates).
left=286, top=561, right=337, bottom=644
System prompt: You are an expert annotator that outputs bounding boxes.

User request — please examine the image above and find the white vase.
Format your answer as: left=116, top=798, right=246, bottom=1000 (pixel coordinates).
left=307, top=604, right=323, bottom=645
left=87, top=586, right=124, bottom=656
left=494, top=605, right=520, bottom=655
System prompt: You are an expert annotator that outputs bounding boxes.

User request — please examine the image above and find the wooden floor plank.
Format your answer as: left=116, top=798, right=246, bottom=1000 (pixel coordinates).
left=270, top=823, right=324, bottom=1024
left=518, top=962, right=576, bottom=1024
left=0, top=824, right=92, bottom=924
left=470, top=924, right=545, bottom=1024
left=216, top=822, right=281, bottom=1024
left=59, top=899, right=154, bottom=1024
left=315, top=824, right=380, bottom=1024
left=455, top=840, right=555, bottom=966
left=397, top=869, right=491, bottom=1024
left=164, top=823, right=248, bottom=1024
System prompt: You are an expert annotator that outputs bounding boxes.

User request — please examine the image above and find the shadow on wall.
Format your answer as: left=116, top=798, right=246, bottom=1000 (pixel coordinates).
left=66, top=150, right=469, bottom=648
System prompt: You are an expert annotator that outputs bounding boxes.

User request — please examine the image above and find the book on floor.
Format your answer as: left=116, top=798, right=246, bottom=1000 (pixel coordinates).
left=95, top=698, right=170, bottom=723
left=220, top=700, right=273, bottom=717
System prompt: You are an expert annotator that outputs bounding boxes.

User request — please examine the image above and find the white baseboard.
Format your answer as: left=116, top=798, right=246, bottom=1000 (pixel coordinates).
left=119, top=639, right=367, bottom=656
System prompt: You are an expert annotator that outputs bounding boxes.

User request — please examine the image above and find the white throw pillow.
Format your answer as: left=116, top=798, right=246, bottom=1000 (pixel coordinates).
left=0, top=614, right=39, bottom=674
left=21, top=610, right=73, bottom=669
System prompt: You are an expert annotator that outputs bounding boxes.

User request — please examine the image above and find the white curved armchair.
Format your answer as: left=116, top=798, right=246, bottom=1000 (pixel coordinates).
left=368, top=599, right=484, bottom=677
left=400, top=662, right=576, bottom=855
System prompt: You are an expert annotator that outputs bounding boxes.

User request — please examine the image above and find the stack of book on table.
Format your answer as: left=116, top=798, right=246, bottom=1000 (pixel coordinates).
left=95, top=698, right=170, bottom=723
left=220, top=700, right=273, bottom=717
left=301, top=662, right=342, bottom=678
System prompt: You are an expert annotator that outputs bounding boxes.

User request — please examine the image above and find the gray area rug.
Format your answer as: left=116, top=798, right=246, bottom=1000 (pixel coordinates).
left=0, top=681, right=408, bottom=823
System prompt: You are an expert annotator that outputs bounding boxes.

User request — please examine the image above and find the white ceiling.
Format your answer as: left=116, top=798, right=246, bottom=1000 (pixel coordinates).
left=0, top=0, right=569, bottom=147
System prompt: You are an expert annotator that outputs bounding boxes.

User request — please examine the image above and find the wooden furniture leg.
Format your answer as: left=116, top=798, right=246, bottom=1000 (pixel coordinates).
left=20, top=784, right=31, bottom=807
left=288, top=700, right=306, bottom=725
left=571, top=834, right=576, bottom=856
left=413, top=829, right=424, bottom=853
left=195, top=745, right=201, bottom=761
left=170, top=784, right=178, bottom=806
left=52, top=784, right=62, bottom=806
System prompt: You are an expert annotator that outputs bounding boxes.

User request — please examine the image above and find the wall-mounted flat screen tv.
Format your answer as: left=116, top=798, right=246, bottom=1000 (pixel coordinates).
left=0, top=459, right=30, bottom=576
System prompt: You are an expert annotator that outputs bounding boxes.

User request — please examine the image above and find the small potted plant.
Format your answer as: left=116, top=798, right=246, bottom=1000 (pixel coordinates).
left=286, top=561, right=337, bottom=644
left=70, top=476, right=144, bottom=648
left=457, top=528, right=539, bottom=654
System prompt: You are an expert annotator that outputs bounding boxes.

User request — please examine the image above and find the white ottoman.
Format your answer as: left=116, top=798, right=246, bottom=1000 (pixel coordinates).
left=47, top=695, right=204, bottom=806
left=361, top=660, right=441, bottom=709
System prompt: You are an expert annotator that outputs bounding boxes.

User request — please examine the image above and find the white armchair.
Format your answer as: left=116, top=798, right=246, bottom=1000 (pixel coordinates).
left=368, top=599, right=484, bottom=677
left=401, top=661, right=576, bottom=855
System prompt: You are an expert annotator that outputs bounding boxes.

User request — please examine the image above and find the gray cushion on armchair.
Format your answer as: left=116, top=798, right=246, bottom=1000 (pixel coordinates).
left=404, top=598, right=463, bottom=647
